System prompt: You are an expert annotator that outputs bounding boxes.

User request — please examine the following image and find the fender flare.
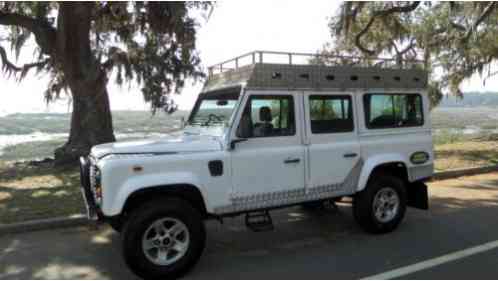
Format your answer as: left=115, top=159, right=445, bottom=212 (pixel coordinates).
left=103, top=172, right=210, bottom=216
left=357, top=153, right=410, bottom=192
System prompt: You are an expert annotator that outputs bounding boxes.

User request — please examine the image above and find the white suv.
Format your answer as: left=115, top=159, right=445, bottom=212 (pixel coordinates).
left=80, top=51, right=433, bottom=279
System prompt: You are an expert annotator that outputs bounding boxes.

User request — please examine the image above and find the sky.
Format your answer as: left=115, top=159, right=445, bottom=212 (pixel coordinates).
left=0, top=0, right=497, bottom=116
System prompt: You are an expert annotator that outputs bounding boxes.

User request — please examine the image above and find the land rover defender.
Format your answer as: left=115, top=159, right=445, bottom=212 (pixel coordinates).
left=80, top=51, right=433, bottom=279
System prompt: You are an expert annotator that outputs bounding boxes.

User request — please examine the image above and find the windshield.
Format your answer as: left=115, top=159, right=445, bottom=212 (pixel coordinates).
left=188, top=90, right=240, bottom=127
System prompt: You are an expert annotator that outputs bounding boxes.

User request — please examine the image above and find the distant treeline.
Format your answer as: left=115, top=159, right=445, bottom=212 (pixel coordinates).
left=439, top=92, right=498, bottom=107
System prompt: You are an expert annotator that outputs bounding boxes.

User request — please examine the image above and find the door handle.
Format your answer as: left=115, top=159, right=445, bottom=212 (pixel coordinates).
left=284, top=158, right=300, bottom=164
left=343, top=153, right=358, bottom=158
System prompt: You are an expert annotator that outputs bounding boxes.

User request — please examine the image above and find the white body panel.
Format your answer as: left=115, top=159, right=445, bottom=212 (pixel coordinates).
left=88, top=87, right=433, bottom=218
left=96, top=145, right=233, bottom=216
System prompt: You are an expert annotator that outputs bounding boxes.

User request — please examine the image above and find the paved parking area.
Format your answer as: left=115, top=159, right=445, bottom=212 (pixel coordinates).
left=1, top=172, right=498, bottom=279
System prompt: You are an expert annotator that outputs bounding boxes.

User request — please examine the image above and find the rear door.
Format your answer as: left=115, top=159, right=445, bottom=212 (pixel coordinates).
left=303, top=91, right=362, bottom=196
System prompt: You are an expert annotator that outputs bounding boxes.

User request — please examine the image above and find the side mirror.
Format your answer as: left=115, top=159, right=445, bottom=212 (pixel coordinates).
left=230, top=138, right=247, bottom=150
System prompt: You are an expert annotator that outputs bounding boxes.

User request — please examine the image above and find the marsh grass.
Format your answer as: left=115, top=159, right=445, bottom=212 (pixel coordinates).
left=434, top=141, right=498, bottom=171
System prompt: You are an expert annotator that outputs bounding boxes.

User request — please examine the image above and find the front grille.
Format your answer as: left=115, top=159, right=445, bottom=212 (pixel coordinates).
left=89, top=165, right=97, bottom=190
left=89, top=164, right=102, bottom=203
left=79, top=156, right=103, bottom=221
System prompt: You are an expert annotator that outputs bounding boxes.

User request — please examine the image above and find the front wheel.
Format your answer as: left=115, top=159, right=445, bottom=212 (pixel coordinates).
left=353, top=174, right=407, bottom=234
left=121, top=198, right=206, bottom=279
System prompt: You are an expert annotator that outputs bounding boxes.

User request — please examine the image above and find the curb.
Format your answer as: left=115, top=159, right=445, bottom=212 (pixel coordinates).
left=1, top=165, right=498, bottom=236
left=432, top=164, right=498, bottom=181
left=0, top=214, right=90, bottom=236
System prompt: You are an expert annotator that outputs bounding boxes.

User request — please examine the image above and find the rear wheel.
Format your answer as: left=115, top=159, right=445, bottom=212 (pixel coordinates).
left=121, top=198, right=206, bottom=279
left=353, top=174, right=407, bottom=234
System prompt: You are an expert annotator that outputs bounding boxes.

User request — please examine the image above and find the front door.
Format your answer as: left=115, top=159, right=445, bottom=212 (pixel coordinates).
left=229, top=91, right=305, bottom=211
left=303, top=92, right=362, bottom=196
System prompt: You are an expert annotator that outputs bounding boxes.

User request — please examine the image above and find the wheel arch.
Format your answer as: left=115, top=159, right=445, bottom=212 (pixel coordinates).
left=121, top=184, right=209, bottom=218
left=357, top=154, right=410, bottom=192
left=102, top=171, right=212, bottom=217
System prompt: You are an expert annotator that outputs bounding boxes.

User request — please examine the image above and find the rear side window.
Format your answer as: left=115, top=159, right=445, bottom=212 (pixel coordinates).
left=364, top=94, right=423, bottom=129
left=309, top=95, right=354, bottom=134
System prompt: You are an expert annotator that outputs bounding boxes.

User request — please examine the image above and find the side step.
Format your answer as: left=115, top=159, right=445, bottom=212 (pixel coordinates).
left=245, top=210, right=274, bottom=232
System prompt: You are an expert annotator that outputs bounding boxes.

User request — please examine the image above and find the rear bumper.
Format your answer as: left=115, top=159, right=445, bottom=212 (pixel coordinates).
left=79, top=156, right=104, bottom=222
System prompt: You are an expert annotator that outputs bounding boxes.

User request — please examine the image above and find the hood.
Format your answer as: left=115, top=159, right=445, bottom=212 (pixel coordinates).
left=91, top=133, right=223, bottom=159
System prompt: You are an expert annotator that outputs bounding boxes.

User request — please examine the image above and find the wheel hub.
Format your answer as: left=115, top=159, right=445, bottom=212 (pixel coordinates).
left=163, top=237, right=172, bottom=246
left=142, top=217, right=190, bottom=266
left=373, top=187, right=400, bottom=223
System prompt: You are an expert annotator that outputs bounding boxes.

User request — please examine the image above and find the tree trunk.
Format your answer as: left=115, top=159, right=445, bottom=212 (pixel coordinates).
left=54, top=79, right=116, bottom=165
left=54, top=3, right=116, bottom=165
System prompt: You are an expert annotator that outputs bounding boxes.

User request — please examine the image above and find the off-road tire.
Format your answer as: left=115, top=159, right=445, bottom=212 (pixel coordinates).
left=121, top=197, right=206, bottom=279
left=353, top=174, right=407, bottom=234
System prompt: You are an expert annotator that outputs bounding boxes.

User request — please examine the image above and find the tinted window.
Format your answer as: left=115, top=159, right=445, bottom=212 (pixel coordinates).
left=364, top=94, right=423, bottom=129
left=309, top=95, right=354, bottom=133
left=237, top=95, right=295, bottom=138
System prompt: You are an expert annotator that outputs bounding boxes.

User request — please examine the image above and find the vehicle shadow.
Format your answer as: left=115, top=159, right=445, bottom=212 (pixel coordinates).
left=0, top=226, right=135, bottom=279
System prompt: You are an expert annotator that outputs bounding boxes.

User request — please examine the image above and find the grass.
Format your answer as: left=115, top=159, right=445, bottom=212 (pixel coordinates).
left=433, top=129, right=470, bottom=145
left=434, top=141, right=498, bottom=171
left=0, top=161, right=84, bottom=224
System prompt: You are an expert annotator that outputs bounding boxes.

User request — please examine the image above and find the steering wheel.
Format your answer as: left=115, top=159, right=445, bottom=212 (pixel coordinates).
left=203, top=114, right=223, bottom=126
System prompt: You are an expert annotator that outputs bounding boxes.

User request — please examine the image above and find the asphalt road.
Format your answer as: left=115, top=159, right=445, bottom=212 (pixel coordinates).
left=1, top=173, right=498, bottom=279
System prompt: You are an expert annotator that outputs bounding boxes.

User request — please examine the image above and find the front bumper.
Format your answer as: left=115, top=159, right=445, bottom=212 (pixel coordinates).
left=79, top=156, right=104, bottom=221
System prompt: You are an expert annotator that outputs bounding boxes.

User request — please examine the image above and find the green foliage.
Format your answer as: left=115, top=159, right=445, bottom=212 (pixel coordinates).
left=324, top=2, right=498, bottom=105
left=0, top=2, right=212, bottom=112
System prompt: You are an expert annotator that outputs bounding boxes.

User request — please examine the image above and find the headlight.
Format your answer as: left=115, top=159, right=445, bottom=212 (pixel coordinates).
left=90, top=165, right=103, bottom=205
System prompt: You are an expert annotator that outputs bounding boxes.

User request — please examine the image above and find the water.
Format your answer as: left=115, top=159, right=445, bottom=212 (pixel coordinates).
left=0, top=130, right=184, bottom=158
left=0, top=132, right=67, bottom=156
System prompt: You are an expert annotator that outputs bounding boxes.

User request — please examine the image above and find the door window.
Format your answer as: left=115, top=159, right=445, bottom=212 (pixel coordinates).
left=237, top=95, right=295, bottom=138
left=309, top=95, right=354, bottom=133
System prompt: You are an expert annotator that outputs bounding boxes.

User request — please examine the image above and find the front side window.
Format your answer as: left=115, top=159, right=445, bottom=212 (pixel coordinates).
left=237, top=95, right=295, bottom=138
left=364, top=94, right=423, bottom=129
left=309, top=95, right=354, bottom=133
left=188, top=91, right=239, bottom=127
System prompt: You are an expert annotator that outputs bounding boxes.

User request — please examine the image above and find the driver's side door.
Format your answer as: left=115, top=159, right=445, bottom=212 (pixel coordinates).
left=229, top=91, right=305, bottom=211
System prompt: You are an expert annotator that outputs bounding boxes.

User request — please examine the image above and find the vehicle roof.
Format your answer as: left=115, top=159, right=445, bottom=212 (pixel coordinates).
left=202, top=51, right=428, bottom=93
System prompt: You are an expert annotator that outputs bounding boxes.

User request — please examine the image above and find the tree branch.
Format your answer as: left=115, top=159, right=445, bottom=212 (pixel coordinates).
left=354, top=2, right=421, bottom=55
left=0, top=45, right=49, bottom=79
left=0, top=11, right=56, bottom=55
left=461, top=2, right=497, bottom=42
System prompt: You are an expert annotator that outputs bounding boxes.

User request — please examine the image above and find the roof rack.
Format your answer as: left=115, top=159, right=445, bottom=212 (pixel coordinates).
left=208, top=50, right=424, bottom=77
